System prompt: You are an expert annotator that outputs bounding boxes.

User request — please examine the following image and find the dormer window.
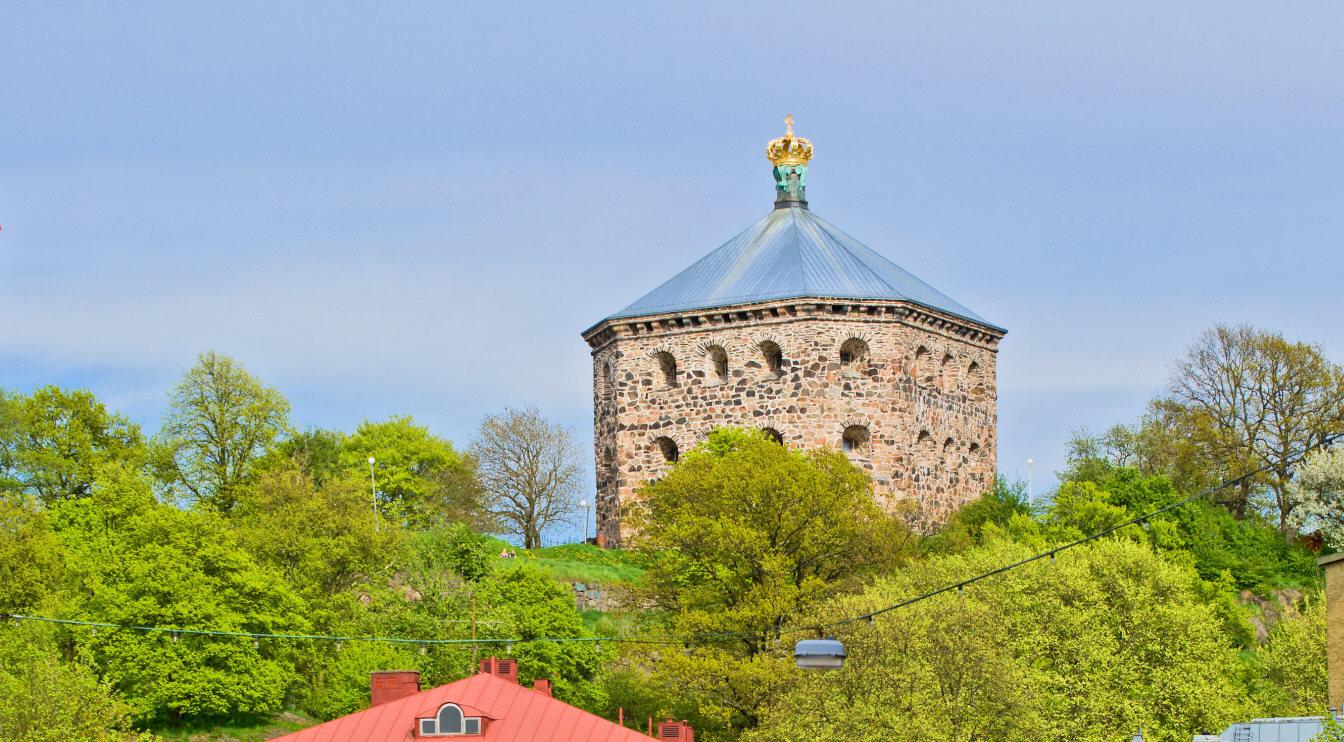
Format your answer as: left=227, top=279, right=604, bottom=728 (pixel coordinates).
left=418, top=703, right=482, bottom=736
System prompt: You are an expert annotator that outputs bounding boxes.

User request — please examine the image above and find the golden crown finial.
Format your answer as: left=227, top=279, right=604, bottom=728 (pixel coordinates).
left=766, top=114, right=812, bottom=167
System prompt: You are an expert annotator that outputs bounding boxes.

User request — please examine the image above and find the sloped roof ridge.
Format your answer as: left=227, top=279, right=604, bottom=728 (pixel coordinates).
left=589, top=205, right=1003, bottom=334
left=803, top=209, right=993, bottom=326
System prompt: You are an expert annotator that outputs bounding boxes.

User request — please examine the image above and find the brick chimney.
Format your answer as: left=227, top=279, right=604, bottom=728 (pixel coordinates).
left=532, top=678, right=552, bottom=697
left=657, top=718, right=694, bottom=741
left=369, top=671, right=420, bottom=707
left=1323, top=554, right=1344, bottom=712
left=478, top=656, right=519, bottom=684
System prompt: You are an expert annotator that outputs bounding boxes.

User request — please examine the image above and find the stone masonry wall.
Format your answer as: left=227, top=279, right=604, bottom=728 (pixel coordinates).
left=1324, top=554, right=1344, bottom=712
left=586, top=299, right=1002, bottom=547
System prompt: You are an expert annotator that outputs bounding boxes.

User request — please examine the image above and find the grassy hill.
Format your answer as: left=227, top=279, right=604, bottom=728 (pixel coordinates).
left=497, top=543, right=645, bottom=585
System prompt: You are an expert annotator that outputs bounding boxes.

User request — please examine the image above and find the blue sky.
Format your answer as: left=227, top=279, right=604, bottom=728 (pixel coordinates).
left=3, top=3, right=1342, bottom=532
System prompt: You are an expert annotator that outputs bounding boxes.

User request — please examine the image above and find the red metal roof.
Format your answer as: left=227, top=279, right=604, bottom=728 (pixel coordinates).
left=272, top=673, right=655, bottom=742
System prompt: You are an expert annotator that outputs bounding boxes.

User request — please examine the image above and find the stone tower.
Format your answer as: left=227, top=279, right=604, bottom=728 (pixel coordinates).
left=582, top=118, right=1006, bottom=546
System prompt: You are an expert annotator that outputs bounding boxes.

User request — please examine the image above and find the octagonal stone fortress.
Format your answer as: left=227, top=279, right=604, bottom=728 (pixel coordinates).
left=581, top=118, right=1006, bottom=546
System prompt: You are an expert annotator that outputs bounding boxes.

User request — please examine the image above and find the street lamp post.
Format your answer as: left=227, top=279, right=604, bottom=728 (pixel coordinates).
left=579, top=499, right=589, bottom=544
left=369, top=456, right=379, bottom=532
left=1026, top=458, right=1035, bottom=505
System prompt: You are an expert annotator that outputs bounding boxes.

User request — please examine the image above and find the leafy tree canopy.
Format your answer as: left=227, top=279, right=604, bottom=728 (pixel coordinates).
left=49, top=463, right=306, bottom=723
left=751, top=540, right=1252, bottom=742
left=0, top=386, right=146, bottom=506
left=341, top=415, right=486, bottom=530
left=160, top=351, right=291, bottom=512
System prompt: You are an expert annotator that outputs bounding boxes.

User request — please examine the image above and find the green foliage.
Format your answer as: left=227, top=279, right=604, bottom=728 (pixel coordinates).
left=148, top=711, right=315, bottom=742
left=160, top=351, right=292, bottom=511
left=1318, top=713, right=1344, bottom=742
left=232, top=461, right=402, bottom=602
left=300, top=639, right=426, bottom=720
left=411, top=522, right=501, bottom=582
left=1050, top=459, right=1318, bottom=593
left=751, top=540, right=1252, bottom=742
left=624, top=428, right=913, bottom=737
left=475, top=566, right=605, bottom=710
left=0, top=495, right=63, bottom=614
left=262, top=428, right=347, bottom=487
left=0, top=622, right=156, bottom=742
left=50, top=464, right=306, bottom=723
left=342, top=416, right=486, bottom=529
left=923, top=476, right=1035, bottom=553
left=1250, top=595, right=1329, bottom=717
left=0, top=386, right=146, bottom=506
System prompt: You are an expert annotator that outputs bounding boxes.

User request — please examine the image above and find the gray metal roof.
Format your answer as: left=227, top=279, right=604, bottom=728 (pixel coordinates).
left=1194, top=716, right=1334, bottom=741
left=599, top=205, right=1003, bottom=332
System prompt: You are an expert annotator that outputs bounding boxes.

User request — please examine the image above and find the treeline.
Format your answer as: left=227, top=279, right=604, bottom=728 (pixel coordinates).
left=1, top=325, right=1341, bottom=742
left=0, top=352, right=594, bottom=739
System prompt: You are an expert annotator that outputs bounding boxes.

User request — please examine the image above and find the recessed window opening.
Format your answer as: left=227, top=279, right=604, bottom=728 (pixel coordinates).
left=602, top=363, right=614, bottom=400
left=839, top=338, right=869, bottom=368
left=653, top=351, right=678, bottom=388
left=940, top=353, right=957, bottom=390
left=759, top=341, right=784, bottom=376
left=914, top=347, right=932, bottom=385
left=654, top=436, right=679, bottom=463
left=706, top=345, right=729, bottom=384
left=842, top=425, right=870, bottom=454
left=968, top=361, right=984, bottom=395
left=943, top=437, right=958, bottom=467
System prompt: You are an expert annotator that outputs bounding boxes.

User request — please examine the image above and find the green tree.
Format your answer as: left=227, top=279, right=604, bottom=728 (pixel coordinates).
left=0, top=386, right=145, bottom=506
left=1318, top=713, right=1344, bottom=742
left=231, top=460, right=402, bottom=602
left=50, top=463, right=306, bottom=723
left=0, top=495, right=63, bottom=614
left=625, top=428, right=912, bottom=737
left=262, top=428, right=348, bottom=487
left=1250, top=596, right=1328, bottom=717
left=750, top=540, right=1251, bottom=742
left=341, top=416, right=485, bottom=530
left=475, top=566, right=604, bottom=709
left=0, top=623, right=156, bottom=742
left=1050, top=459, right=1317, bottom=595
left=161, top=351, right=291, bottom=511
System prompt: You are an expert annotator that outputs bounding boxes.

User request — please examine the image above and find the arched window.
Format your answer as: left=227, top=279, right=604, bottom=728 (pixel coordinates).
left=758, top=341, right=784, bottom=377
left=842, top=425, right=870, bottom=454
left=602, top=363, right=615, bottom=400
left=437, top=704, right=464, bottom=734
left=705, top=345, right=729, bottom=384
left=913, top=346, right=932, bottom=385
left=839, top=338, right=869, bottom=369
left=654, top=436, right=679, bottom=463
left=940, top=353, right=957, bottom=391
left=943, top=437, right=958, bottom=467
left=967, top=361, right=984, bottom=396
left=653, top=351, right=678, bottom=388
left=761, top=427, right=784, bottom=444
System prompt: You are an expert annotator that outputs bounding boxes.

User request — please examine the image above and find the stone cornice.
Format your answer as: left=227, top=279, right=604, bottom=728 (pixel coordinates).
left=582, top=298, right=1006, bottom=354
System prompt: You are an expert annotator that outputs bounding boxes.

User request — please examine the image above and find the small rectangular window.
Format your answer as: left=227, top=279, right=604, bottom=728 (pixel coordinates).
left=465, top=718, right=481, bottom=734
left=420, top=719, right=436, bottom=736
